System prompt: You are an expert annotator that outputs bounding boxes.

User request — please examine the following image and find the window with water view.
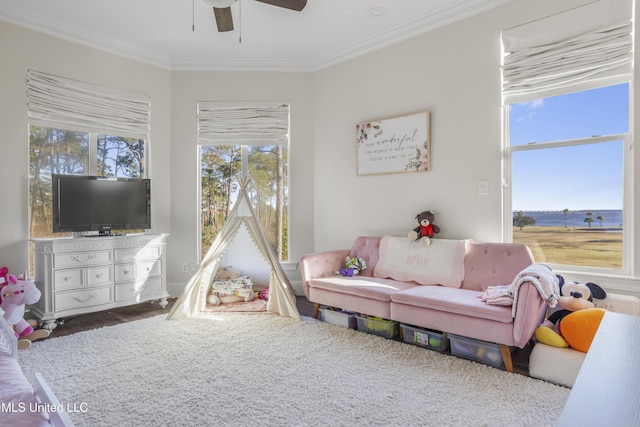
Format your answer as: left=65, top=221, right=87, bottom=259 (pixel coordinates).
left=508, top=84, right=629, bottom=270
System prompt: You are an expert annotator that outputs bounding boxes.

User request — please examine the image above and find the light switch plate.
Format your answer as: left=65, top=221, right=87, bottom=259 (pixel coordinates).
left=478, top=180, right=489, bottom=196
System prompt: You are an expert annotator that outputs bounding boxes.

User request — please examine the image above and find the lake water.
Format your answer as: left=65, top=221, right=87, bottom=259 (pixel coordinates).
left=514, top=210, right=623, bottom=228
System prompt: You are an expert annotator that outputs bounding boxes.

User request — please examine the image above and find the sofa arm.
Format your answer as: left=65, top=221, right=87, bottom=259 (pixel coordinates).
left=512, top=280, right=547, bottom=348
left=300, top=249, right=350, bottom=299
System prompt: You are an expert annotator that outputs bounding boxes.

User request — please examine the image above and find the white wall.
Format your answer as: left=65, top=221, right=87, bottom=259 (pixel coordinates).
left=311, top=0, right=587, bottom=250
left=312, top=25, right=503, bottom=249
left=0, top=21, right=172, bottom=273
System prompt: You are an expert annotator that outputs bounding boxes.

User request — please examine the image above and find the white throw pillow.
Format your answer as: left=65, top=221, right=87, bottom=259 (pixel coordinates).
left=373, top=236, right=467, bottom=287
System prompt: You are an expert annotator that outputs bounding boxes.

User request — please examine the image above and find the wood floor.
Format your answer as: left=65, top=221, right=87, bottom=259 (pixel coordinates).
left=34, top=295, right=533, bottom=376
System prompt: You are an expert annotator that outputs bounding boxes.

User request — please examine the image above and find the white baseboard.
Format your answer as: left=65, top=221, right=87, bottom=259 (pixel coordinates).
left=291, top=280, right=304, bottom=296
left=167, top=282, right=186, bottom=298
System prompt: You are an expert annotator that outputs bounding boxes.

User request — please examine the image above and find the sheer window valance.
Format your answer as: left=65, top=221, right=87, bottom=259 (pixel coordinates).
left=501, top=0, right=633, bottom=103
left=27, top=69, right=151, bottom=140
left=197, top=102, right=290, bottom=145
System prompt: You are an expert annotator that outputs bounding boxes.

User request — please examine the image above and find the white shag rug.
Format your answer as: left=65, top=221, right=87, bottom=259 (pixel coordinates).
left=20, top=315, right=570, bottom=427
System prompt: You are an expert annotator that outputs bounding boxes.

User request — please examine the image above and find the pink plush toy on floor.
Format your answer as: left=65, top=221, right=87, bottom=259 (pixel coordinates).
left=0, top=267, right=49, bottom=347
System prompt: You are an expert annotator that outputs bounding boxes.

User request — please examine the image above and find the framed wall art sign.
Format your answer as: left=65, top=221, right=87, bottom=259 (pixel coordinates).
left=356, top=110, right=430, bottom=176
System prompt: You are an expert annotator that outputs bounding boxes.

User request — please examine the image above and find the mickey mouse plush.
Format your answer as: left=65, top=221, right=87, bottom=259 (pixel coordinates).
left=408, top=210, right=440, bottom=247
left=535, top=280, right=607, bottom=352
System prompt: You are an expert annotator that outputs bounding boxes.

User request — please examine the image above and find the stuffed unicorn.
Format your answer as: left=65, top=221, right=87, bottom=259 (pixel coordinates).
left=0, top=268, right=49, bottom=346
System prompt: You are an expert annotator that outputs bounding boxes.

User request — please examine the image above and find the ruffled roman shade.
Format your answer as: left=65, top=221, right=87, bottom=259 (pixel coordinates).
left=502, top=0, right=633, bottom=103
left=197, top=101, right=289, bottom=145
left=27, top=69, right=150, bottom=140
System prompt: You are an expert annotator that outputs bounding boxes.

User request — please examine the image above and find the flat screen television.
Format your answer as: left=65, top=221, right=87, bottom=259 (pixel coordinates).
left=52, top=174, right=151, bottom=235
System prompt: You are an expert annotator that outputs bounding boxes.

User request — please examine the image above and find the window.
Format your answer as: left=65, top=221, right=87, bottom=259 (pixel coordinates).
left=200, top=144, right=289, bottom=261
left=26, top=70, right=150, bottom=274
left=501, top=1, right=633, bottom=273
left=29, top=127, right=146, bottom=240
left=506, top=84, right=629, bottom=270
left=196, top=102, right=290, bottom=262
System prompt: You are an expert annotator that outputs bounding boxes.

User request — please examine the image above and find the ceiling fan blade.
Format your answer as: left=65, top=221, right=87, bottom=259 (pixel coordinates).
left=213, top=7, right=234, bottom=32
left=254, top=0, right=307, bottom=12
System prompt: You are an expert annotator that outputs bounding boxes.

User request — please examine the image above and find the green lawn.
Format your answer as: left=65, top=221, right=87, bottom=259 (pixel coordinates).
left=513, top=226, right=622, bottom=269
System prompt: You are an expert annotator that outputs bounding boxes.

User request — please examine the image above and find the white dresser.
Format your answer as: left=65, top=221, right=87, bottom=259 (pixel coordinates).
left=31, top=234, right=169, bottom=330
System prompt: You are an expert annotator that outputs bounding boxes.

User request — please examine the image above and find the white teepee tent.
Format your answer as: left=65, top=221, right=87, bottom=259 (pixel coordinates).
left=167, top=179, right=300, bottom=320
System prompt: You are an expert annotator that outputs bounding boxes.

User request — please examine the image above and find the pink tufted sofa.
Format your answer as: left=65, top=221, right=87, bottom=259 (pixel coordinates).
left=300, top=236, right=548, bottom=372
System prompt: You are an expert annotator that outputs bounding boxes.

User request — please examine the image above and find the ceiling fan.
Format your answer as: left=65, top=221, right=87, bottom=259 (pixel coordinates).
left=202, top=0, right=307, bottom=32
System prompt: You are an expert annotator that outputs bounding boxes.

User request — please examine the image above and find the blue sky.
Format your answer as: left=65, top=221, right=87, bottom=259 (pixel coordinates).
left=510, top=83, right=628, bottom=211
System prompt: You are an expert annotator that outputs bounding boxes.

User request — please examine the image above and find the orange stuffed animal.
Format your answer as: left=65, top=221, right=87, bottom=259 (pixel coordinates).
left=535, top=280, right=607, bottom=352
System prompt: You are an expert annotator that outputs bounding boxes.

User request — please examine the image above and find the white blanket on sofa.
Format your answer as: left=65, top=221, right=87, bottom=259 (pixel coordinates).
left=373, top=236, right=467, bottom=288
left=508, top=263, right=560, bottom=317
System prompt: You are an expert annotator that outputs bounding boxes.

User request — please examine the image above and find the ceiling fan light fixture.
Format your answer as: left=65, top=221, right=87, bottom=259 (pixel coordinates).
left=203, top=0, right=237, bottom=8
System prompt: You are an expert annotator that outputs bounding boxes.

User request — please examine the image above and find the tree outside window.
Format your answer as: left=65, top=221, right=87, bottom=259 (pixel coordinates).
left=200, top=144, right=288, bottom=261
left=28, top=125, right=146, bottom=275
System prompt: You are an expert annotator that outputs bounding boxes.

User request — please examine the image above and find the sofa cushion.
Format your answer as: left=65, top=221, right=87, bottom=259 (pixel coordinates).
left=390, top=285, right=513, bottom=323
left=373, top=236, right=467, bottom=288
left=349, top=236, right=382, bottom=277
left=461, top=242, right=534, bottom=291
left=308, top=276, right=417, bottom=302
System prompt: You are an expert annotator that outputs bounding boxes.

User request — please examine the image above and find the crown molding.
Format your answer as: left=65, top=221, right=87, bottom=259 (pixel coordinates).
left=0, top=5, right=172, bottom=70
left=0, top=0, right=513, bottom=72
left=312, top=0, right=514, bottom=70
left=170, top=56, right=315, bottom=72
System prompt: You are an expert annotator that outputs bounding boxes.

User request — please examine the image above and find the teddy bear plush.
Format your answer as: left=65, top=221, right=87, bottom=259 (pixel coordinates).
left=216, top=266, right=241, bottom=280
left=535, top=280, right=607, bottom=352
left=408, top=210, right=440, bottom=247
left=0, top=270, right=50, bottom=348
left=334, top=256, right=367, bottom=277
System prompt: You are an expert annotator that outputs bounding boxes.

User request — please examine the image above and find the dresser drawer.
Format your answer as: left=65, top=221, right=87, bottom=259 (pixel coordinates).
left=115, top=260, right=161, bottom=282
left=114, top=246, right=162, bottom=263
left=139, top=259, right=161, bottom=278
left=114, top=263, right=135, bottom=282
left=54, top=266, right=112, bottom=291
left=54, top=286, right=113, bottom=312
left=115, top=277, right=162, bottom=302
left=87, top=265, right=112, bottom=286
left=54, top=269, right=83, bottom=291
left=54, top=250, right=112, bottom=268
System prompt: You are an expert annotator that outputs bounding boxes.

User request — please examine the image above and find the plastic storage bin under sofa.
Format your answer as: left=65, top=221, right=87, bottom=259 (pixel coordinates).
left=449, top=333, right=505, bottom=368
left=400, top=324, right=449, bottom=351
left=319, top=307, right=357, bottom=329
left=355, top=315, right=399, bottom=339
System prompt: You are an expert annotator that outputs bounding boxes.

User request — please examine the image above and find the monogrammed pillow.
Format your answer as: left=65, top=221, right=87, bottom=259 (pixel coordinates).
left=373, top=236, right=467, bottom=288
